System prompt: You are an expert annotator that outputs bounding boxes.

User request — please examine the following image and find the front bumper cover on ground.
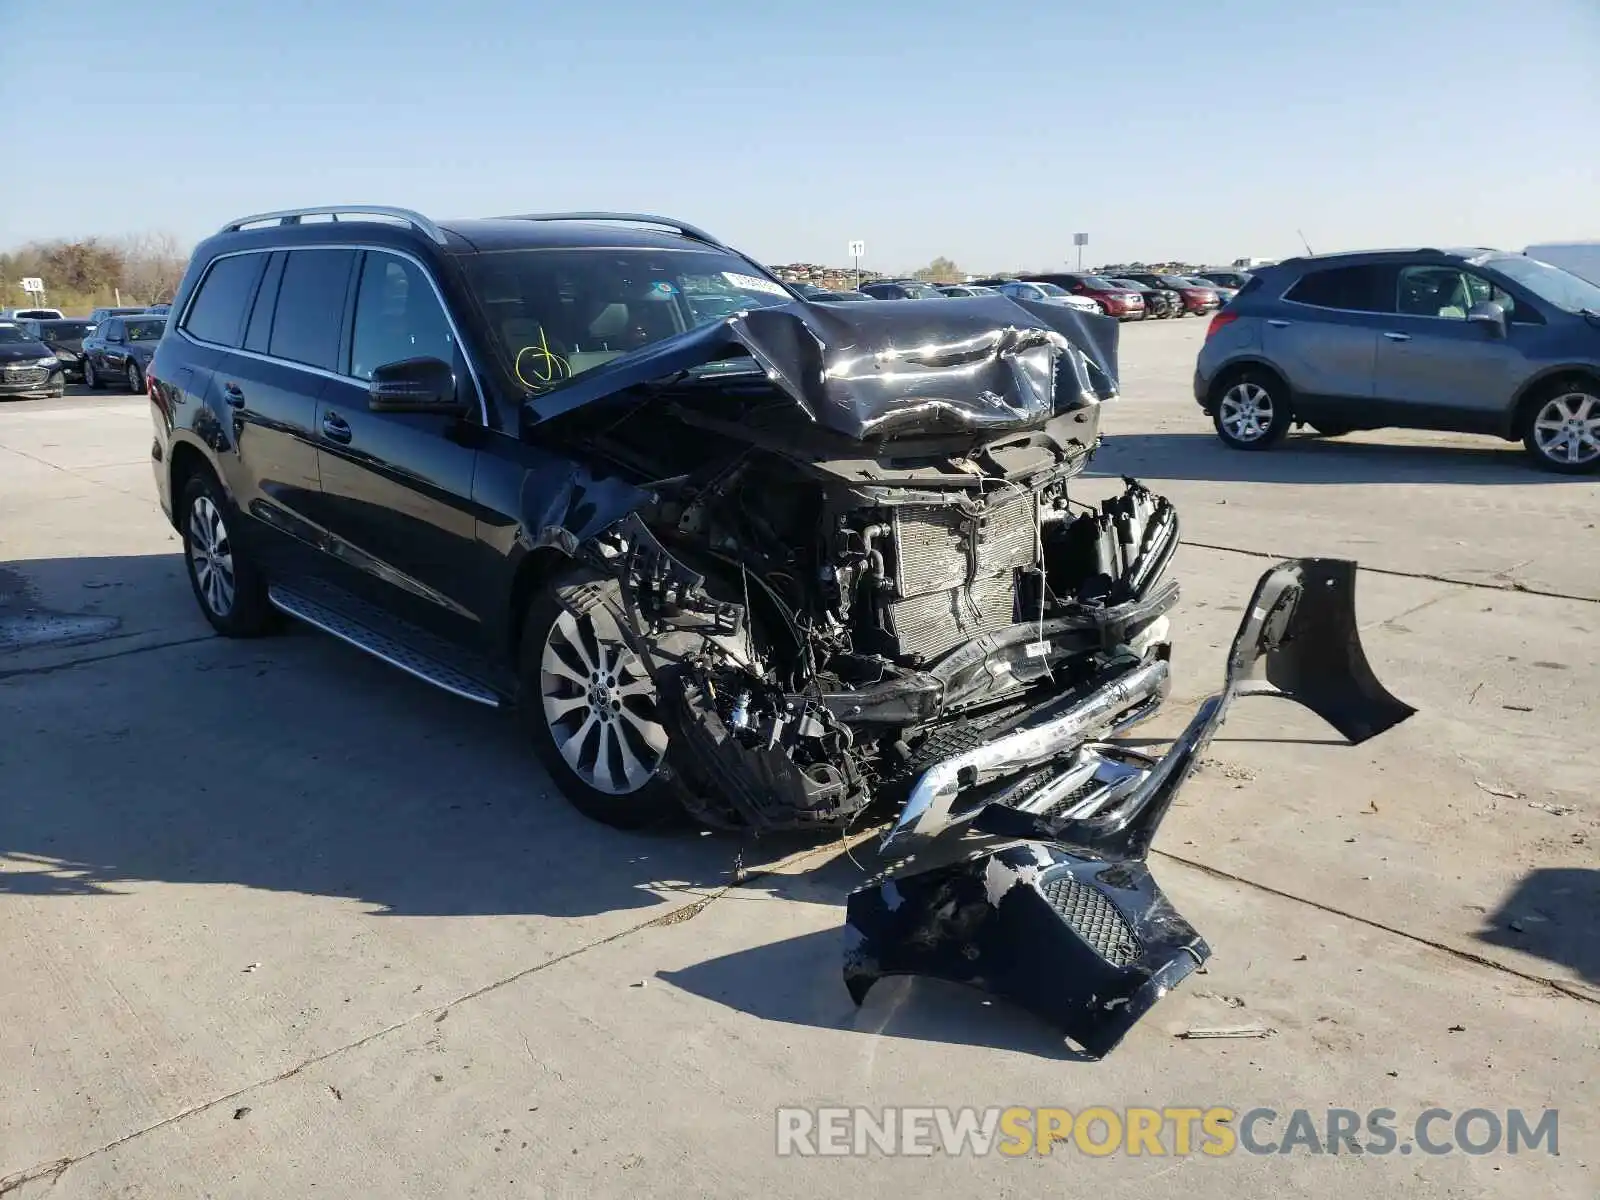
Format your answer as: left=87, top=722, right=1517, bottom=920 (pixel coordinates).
left=844, top=558, right=1416, bottom=1058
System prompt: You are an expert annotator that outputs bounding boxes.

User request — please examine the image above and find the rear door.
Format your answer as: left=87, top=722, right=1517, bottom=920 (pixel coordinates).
left=1266, top=264, right=1394, bottom=414
left=1370, top=264, right=1527, bottom=432
left=311, top=248, right=487, bottom=647
left=182, top=248, right=328, bottom=574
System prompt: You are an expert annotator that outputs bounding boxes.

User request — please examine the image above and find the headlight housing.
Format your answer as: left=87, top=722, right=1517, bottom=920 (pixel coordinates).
left=37, top=356, right=59, bottom=368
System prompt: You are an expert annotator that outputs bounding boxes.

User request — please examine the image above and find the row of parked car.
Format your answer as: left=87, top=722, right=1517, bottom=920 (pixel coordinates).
left=791, top=269, right=1252, bottom=321
left=0, top=303, right=169, bottom=398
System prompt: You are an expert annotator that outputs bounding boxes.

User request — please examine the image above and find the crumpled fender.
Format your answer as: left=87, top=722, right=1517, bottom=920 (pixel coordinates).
left=844, top=558, right=1416, bottom=1057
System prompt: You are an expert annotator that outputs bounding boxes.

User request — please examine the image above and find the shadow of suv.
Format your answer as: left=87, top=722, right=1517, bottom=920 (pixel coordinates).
left=1194, top=248, right=1600, bottom=472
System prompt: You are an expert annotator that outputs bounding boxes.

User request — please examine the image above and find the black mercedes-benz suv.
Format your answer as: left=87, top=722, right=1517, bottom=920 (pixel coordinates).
left=150, top=206, right=1408, bottom=832
left=150, top=206, right=1413, bottom=1056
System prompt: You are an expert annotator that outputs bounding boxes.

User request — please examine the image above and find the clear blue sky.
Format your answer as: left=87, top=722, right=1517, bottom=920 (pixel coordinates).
left=2, top=0, right=1596, bottom=272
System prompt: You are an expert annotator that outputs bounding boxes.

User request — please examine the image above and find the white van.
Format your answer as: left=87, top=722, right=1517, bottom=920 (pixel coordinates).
left=1524, top=241, right=1600, bottom=286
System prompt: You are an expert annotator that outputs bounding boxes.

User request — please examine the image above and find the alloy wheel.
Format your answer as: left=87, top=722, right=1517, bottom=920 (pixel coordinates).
left=1219, top=382, right=1275, bottom=442
left=539, top=604, right=668, bottom=795
left=84, top=359, right=96, bottom=387
left=127, top=362, right=142, bottom=393
left=1532, top=392, right=1600, bottom=466
left=187, top=495, right=236, bottom=617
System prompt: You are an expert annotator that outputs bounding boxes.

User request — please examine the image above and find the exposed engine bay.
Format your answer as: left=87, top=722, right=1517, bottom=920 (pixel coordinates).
left=530, top=295, right=1416, bottom=1056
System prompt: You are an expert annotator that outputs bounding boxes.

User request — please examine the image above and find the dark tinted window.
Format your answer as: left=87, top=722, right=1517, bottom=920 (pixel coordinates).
left=268, top=249, right=354, bottom=371
left=1283, top=265, right=1394, bottom=313
left=243, top=252, right=286, bottom=353
left=350, top=252, right=456, bottom=380
left=183, top=253, right=267, bottom=347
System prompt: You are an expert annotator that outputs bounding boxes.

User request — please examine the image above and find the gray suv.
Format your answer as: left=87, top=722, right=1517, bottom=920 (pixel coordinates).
left=1194, top=248, right=1600, bottom=472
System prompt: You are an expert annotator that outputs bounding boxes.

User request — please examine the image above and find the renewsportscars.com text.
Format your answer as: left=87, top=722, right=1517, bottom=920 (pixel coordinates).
left=775, top=1106, right=1560, bottom=1158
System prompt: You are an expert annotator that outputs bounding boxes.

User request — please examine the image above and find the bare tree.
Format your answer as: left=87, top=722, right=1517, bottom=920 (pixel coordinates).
left=118, top=232, right=188, bottom=304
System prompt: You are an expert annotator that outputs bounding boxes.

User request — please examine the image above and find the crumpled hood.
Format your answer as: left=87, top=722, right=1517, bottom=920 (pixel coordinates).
left=525, top=296, right=1120, bottom=442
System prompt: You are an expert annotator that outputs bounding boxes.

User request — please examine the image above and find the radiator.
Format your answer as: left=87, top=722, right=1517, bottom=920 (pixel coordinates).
left=887, top=490, right=1038, bottom=661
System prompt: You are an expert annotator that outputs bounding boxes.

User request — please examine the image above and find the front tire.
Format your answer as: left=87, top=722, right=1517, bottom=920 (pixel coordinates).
left=1523, top=386, right=1600, bottom=474
left=1212, top=371, right=1291, bottom=450
left=179, top=470, right=275, bottom=636
left=519, top=573, right=684, bottom=829
left=126, top=360, right=144, bottom=394
left=84, top=357, right=103, bottom=389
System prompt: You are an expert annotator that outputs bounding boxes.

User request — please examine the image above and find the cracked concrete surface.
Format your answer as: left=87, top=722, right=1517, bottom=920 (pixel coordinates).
left=2, top=323, right=1596, bottom=1198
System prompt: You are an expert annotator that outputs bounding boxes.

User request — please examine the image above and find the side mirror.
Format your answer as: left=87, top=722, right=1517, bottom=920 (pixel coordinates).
left=1467, top=300, right=1507, bottom=338
left=367, top=357, right=466, bottom=414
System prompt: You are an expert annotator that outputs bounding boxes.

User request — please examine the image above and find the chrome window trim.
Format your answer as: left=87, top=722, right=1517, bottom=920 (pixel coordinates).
left=176, top=242, right=489, bottom=425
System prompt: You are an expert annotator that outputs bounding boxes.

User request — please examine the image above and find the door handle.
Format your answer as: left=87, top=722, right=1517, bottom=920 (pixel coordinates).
left=1382, top=331, right=1411, bottom=342
left=321, top=412, right=352, bottom=444
left=1266, top=318, right=1290, bottom=328
left=223, top=383, right=245, bottom=408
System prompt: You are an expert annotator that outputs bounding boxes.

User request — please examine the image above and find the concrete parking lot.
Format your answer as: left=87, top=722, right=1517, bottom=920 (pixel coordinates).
left=2, top=319, right=1595, bottom=1198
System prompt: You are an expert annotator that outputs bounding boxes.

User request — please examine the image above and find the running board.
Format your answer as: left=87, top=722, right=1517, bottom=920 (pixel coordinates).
left=267, top=584, right=503, bottom=707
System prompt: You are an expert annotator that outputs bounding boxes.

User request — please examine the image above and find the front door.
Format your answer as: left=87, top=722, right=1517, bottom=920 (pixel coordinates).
left=311, top=249, right=487, bottom=649
left=1371, top=265, right=1525, bottom=433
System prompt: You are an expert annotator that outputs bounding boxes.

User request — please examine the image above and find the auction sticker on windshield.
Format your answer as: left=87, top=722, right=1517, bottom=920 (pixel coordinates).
left=723, top=272, right=790, bottom=297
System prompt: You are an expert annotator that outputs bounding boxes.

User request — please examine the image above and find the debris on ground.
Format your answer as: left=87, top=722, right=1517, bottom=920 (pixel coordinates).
left=233, top=1107, right=251, bottom=1120
left=242, top=963, right=260, bottom=973
left=1527, top=801, right=1575, bottom=816
left=1448, top=1024, right=1466, bottom=1033
left=1474, top=780, right=1524, bottom=801
left=1177, top=1026, right=1275, bottom=1040
left=1502, top=704, right=1534, bottom=713
left=1193, top=992, right=1247, bottom=1008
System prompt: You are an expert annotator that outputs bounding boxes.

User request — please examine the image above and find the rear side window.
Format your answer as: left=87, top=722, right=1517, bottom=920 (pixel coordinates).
left=1283, top=265, right=1395, bottom=313
left=182, top=253, right=267, bottom=347
left=243, top=252, right=287, bottom=353
left=269, top=249, right=355, bottom=371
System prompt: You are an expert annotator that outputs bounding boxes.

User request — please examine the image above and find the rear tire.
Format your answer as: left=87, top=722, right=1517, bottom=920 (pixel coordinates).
left=1212, top=371, right=1291, bottom=450
left=519, top=573, right=685, bottom=830
left=178, top=469, right=275, bottom=636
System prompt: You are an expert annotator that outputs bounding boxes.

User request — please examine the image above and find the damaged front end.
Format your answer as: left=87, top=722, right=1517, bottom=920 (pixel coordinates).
left=525, top=295, right=1414, bottom=1056
left=843, top=558, right=1416, bottom=1058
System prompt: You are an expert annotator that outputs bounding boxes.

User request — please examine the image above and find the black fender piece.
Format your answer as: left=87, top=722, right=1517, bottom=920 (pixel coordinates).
left=846, top=557, right=1415, bottom=1056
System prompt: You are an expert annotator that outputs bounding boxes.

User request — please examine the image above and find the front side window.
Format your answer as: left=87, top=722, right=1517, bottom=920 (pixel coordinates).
left=1283, top=265, right=1394, bottom=313
left=459, top=247, right=793, bottom=393
left=183, top=253, right=267, bottom=347
left=269, top=249, right=355, bottom=371
left=104, top=320, right=123, bottom=341
left=350, top=252, right=456, bottom=381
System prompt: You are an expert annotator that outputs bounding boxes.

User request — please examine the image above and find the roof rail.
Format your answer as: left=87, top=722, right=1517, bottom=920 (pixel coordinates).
left=489, top=211, right=724, bottom=248
left=218, top=206, right=449, bottom=246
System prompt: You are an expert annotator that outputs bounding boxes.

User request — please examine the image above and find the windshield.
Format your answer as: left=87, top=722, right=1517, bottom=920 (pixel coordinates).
left=1482, top=254, right=1600, bottom=314
left=1158, top=276, right=1195, bottom=288
left=1076, top=276, right=1117, bottom=289
left=460, top=247, right=794, bottom=392
left=41, top=321, right=92, bottom=338
left=1031, top=282, right=1070, bottom=297
left=125, top=318, right=166, bottom=341
left=0, top=324, right=39, bottom=345
left=899, top=283, right=944, bottom=299
left=1111, top=280, right=1146, bottom=290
